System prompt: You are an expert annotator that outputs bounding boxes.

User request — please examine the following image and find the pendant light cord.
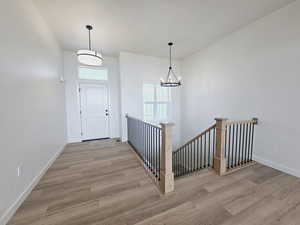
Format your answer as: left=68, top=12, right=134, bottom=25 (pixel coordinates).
left=88, top=29, right=91, bottom=50
left=169, top=44, right=172, bottom=69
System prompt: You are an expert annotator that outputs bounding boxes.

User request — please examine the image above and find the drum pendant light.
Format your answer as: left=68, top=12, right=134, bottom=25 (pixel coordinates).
left=77, top=25, right=103, bottom=66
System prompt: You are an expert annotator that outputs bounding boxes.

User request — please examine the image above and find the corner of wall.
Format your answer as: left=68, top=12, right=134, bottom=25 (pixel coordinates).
left=0, top=145, right=66, bottom=225
left=253, top=155, right=300, bottom=178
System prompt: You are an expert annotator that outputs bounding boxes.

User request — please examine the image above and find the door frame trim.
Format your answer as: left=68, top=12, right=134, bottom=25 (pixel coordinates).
left=78, top=81, right=111, bottom=141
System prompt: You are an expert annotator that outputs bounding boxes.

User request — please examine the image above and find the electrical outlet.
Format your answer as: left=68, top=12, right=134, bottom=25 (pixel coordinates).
left=17, top=165, right=22, bottom=177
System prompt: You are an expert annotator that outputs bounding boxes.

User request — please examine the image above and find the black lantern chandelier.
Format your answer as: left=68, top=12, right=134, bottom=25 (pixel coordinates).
left=160, top=42, right=181, bottom=87
left=77, top=25, right=103, bottom=66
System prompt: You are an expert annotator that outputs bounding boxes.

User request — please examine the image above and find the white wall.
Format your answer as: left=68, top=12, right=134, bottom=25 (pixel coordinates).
left=181, top=1, right=300, bottom=177
left=0, top=0, right=66, bottom=224
left=119, top=52, right=181, bottom=146
left=64, top=51, right=121, bottom=142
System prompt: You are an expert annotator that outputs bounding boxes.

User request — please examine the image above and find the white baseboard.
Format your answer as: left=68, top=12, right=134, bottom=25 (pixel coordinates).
left=0, top=145, right=66, bottom=225
left=253, top=155, right=300, bottom=178
left=67, top=137, right=82, bottom=143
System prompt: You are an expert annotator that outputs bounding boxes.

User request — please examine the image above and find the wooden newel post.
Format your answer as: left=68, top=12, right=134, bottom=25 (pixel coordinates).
left=160, top=123, right=175, bottom=194
left=214, top=118, right=227, bottom=176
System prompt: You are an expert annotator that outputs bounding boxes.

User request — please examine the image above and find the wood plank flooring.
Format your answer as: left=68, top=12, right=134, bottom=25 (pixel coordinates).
left=7, top=139, right=300, bottom=225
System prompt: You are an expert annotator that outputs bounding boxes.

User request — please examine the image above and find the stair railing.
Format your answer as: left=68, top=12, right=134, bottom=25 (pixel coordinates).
left=126, top=114, right=258, bottom=192
left=222, top=118, right=258, bottom=173
left=173, top=117, right=258, bottom=177
left=126, top=114, right=174, bottom=194
left=172, top=124, right=216, bottom=178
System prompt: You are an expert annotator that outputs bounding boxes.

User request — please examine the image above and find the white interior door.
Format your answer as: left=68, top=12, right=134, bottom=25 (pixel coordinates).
left=80, top=83, right=109, bottom=140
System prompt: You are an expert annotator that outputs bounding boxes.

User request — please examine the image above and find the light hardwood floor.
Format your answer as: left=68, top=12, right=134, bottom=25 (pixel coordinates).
left=7, top=139, right=300, bottom=225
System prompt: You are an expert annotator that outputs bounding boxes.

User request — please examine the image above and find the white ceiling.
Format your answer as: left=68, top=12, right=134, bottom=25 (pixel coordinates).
left=33, top=0, right=294, bottom=58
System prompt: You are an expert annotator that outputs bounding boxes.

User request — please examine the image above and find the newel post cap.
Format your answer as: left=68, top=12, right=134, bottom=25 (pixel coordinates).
left=160, top=122, right=175, bottom=127
left=252, top=117, right=258, bottom=125
left=215, top=118, right=228, bottom=121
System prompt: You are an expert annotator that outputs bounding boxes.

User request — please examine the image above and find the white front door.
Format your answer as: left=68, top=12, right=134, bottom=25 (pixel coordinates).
left=79, top=83, right=109, bottom=140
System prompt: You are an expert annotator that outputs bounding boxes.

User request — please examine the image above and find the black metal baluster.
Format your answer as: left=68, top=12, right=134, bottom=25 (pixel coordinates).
left=143, top=124, right=147, bottom=160
left=204, top=133, right=206, bottom=168
left=185, top=145, right=188, bottom=175
left=250, top=123, right=255, bottom=161
left=208, top=131, right=211, bottom=167
left=182, top=146, right=185, bottom=175
left=187, top=144, right=190, bottom=174
left=151, top=125, right=153, bottom=169
left=189, top=143, right=192, bottom=173
left=239, top=123, right=242, bottom=165
left=154, top=127, right=156, bottom=172
left=180, top=148, right=181, bottom=175
left=144, top=123, right=147, bottom=165
left=144, top=123, right=147, bottom=161
left=231, top=125, right=234, bottom=168
left=177, top=150, right=179, bottom=176
left=152, top=126, right=154, bottom=171
left=212, top=129, right=215, bottom=167
left=181, top=147, right=183, bottom=176
left=199, top=137, right=202, bottom=169
left=159, top=129, right=161, bottom=180
left=174, top=150, right=177, bottom=177
left=137, top=120, right=139, bottom=152
left=149, top=125, right=151, bottom=170
left=190, top=143, right=192, bottom=172
left=181, top=148, right=184, bottom=176
left=242, top=123, right=245, bottom=164
left=147, top=124, right=149, bottom=167
left=156, top=128, right=160, bottom=177
left=138, top=120, right=140, bottom=154
left=175, top=150, right=177, bottom=177
left=193, top=141, right=196, bottom=171
left=141, top=121, right=143, bottom=160
left=175, top=151, right=178, bottom=177
left=196, top=138, right=199, bottom=170
left=180, top=148, right=183, bottom=176
left=179, top=149, right=181, bottom=176
left=149, top=125, right=151, bottom=169
left=192, top=143, right=194, bottom=172
left=172, top=151, right=175, bottom=176
left=137, top=119, right=139, bottom=149
left=193, top=139, right=197, bottom=171
left=146, top=124, right=151, bottom=166
left=244, top=123, right=248, bottom=164
left=155, top=127, right=157, bottom=175
left=153, top=126, right=155, bottom=172
left=145, top=123, right=147, bottom=162
left=247, top=123, right=252, bottom=162
left=234, top=125, right=237, bottom=166
left=224, top=126, right=227, bottom=159
left=227, top=125, right=231, bottom=168
left=189, top=143, right=192, bottom=172
left=191, top=143, right=193, bottom=173
left=159, top=129, right=162, bottom=177
left=177, top=151, right=179, bottom=177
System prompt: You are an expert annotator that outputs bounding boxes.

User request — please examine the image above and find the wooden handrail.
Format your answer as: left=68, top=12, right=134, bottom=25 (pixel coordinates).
left=174, top=124, right=216, bottom=153
left=225, top=118, right=258, bottom=126
left=125, top=114, right=161, bottom=130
